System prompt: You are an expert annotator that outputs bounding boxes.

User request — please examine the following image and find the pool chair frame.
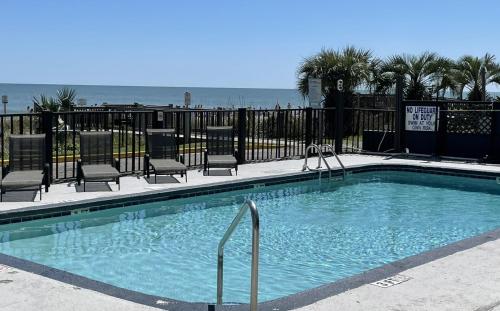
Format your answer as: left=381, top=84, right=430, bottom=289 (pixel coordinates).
left=77, top=131, right=120, bottom=192
left=143, top=128, right=187, bottom=183
left=0, top=134, right=50, bottom=202
left=203, top=126, right=238, bottom=176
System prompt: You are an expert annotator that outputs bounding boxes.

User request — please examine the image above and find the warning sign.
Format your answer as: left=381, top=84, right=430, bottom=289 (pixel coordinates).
left=405, top=106, right=439, bottom=131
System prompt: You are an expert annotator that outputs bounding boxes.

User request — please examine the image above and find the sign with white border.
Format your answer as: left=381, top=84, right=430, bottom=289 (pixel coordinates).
left=308, top=78, right=322, bottom=108
left=405, top=106, right=439, bottom=131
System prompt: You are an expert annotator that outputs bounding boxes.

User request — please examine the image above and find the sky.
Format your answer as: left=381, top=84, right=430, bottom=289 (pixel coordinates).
left=1, top=0, right=499, bottom=90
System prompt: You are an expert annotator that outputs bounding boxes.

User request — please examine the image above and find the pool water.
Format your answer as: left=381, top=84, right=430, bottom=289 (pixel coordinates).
left=1, top=171, right=500, bottom=303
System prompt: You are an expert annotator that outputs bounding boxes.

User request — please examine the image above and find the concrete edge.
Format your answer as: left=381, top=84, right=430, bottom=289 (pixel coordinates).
left=1, top=163, right=500, bottom=311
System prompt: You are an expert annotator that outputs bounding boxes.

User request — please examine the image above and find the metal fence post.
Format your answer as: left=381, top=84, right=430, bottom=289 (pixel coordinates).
left=491, top=101, right=500, bottom=163
left=305, top=107, right=313, bottom=152
left=42, top=110, right=53, bottom=182
left=437, top=102, right=447, bottom=156
left=334, top=91, right=344, bottom=153
left=394, top=75, right=404, bottom=152
left=131, top=112, right=136, bottom=171
left=237, top=108, right=247, bottom=164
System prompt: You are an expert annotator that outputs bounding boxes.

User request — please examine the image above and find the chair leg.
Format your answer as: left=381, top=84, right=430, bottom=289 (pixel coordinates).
left=185, top=171, right=187, bottom=182
left=39, top=185, right=42, bottom=201
left=84, top=181, right=86, bottom=192
left=117, top=177, right=120, bottom=191
left=155, top=174, right=157, bottom=184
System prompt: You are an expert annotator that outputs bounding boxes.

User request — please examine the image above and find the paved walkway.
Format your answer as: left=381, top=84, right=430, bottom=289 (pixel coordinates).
left=1, top=155, right=500, bottom=310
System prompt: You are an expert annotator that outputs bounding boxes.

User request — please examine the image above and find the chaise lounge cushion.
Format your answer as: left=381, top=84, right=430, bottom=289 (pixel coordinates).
left=150, top=159, right=186, bottom=173
left=207, top=155, right=237, bottom=168
left=1, top=170, right=44, bottom=188
left=82, top=164, right=120, bottom=181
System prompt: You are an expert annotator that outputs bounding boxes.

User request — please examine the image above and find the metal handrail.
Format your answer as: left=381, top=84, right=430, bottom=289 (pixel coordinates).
left=217, top=199, right=259, bottom=311
left=303, top=144, right=331, bottom=179
left=302, top=143, right=346, bottom=180
left=320, top=144, right=346, bottom=179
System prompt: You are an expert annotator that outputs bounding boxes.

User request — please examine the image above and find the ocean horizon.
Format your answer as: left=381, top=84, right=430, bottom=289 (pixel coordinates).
left=0, top=83, right=307, bottom=113
left=1, top=83, right=498, bottom=113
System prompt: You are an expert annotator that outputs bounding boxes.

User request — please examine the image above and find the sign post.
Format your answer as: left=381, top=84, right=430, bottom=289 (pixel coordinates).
left=1, top=95, right=7, bottom=114
left=184, top=92, right=191, bottom=109
left=308, top=78, right=322, bottom=145
left=308, top=78, right=322, bottom=108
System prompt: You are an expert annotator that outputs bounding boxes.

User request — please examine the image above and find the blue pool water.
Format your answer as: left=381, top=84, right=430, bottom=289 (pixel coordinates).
left=1, top=171, right=500, bottom=303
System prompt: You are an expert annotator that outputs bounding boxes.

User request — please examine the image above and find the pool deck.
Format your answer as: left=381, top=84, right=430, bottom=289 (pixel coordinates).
left=1, top=154, right=500, bottom=310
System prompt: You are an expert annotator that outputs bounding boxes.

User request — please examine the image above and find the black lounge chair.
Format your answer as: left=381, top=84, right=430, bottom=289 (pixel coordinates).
left=204, top=126, right=238, bottom=176
left=77, top=131, right=120, bottom=191
left=1, top=134, right=50, bottom=201
left=144, top=129, right=187, bottom=183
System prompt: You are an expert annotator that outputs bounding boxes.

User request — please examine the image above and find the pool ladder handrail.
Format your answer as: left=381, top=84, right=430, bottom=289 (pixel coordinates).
left=321, top=144, right=346, bottom=179
left=217, top=199, right=259, bottom=311
left=303, top=144, right=346, bottom=180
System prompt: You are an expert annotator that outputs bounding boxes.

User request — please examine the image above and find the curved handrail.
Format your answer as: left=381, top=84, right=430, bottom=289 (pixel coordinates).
left=303, top=144, right=331, bottom=179
left=303, top=144, right=346, bottom=180
left=303, top=143, right=323, bottom=171
left=320, top=144, right=346, bottom=179
left=217, top=199, right=259, bottom=311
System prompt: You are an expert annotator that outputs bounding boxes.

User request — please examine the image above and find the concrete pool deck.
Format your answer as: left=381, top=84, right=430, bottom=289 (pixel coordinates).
left=1, top=154, right=500, bottom=310
left=3, top=154, right=500, bottom=210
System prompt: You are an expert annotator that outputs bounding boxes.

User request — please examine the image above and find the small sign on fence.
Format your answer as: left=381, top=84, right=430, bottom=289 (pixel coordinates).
left=308, top=78, right=322, bottom=108
left=405, top=106, right=439, bottom=131
left=157, top=111, right=164, bottom=122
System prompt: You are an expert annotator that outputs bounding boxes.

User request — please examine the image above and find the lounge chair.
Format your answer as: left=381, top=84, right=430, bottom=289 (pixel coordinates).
left=204, top=126, right=238, bottom=176
left=144, top=129, right=187, bottom=183
left=77, top=131, right=120, bottom=191
left=1, top=134, right=50, bottom=201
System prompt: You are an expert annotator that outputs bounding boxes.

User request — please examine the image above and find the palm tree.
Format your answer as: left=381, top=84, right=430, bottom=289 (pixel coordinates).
left=56, top=87, right=76, bottom=111
left=297, top=46, right=373, bottom=107
left=33, top=94, right=60, bottom=112
left=454, top=54, right=500, bottom=100
left=366, top=58, right=394, bottom=95
left=381, top=52, right=449, bottom=100
left=33, top=87, right=77, bottom=112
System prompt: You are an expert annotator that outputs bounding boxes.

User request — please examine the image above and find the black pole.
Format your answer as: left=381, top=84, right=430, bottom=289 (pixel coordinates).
left=42, top=110, right=54, bottom=182
left=305, top=107, right=313, bottom=150
left=481, top=67, right=487, bottom=101
left=394, top=75, right=404, bottom=152
left=237, top=108, right=247, bottom=164
left=334, top=90, right=344, bottom=153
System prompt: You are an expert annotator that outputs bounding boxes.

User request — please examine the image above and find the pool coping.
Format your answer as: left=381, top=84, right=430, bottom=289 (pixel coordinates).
left=1, top=162, right=500, bottom=310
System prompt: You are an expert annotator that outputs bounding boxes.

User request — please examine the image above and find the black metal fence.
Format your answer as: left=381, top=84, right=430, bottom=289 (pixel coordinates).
left=0, top=108, right=337, bottom=182
left=3, top=100, right=498, bottom=183
left=343, top=107, right=396, bottom=153
left=402, top=100, right=500, bottom=160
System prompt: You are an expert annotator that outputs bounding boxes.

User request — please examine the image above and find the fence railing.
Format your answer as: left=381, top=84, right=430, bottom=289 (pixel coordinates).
left=343, top=108, right=396, bottom=152
left=4, top=101, right=496, bottom=182
left=0, top=108, right=340, bottom=182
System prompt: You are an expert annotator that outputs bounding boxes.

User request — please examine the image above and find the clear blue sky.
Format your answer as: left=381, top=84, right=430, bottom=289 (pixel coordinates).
left=1, top=0, right=499, bottom=89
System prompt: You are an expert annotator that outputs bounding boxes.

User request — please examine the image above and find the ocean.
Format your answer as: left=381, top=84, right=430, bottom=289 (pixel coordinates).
left=0, top=83, right=307, bottom=113
left=1, top=83, right=498, bottom=113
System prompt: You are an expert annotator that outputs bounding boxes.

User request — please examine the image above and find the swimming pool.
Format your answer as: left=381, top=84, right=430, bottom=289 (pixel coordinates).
left=1, top=170, right=500, bottom=305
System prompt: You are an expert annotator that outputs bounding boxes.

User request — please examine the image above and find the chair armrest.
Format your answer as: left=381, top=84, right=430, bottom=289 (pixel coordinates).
left=114, top=158, right=120, bottom=172
left=2, top=165, right=9, bottom=178
left=234, top=148, right=239, bottom=163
